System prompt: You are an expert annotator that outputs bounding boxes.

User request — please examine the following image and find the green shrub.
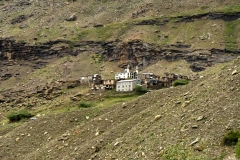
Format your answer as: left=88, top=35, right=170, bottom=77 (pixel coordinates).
left=160, top=144, right=210, bottom=160
left=7, top=110, right=34, bottom=122
left=78, top=101, right=91, bottom=108
left=223, top=130, right=240, bottom=146
left=134, top=85, right=148, bottom=94
left=172, top=79, right=189, bottom=87
left=235, top=138, right=240, bottom=158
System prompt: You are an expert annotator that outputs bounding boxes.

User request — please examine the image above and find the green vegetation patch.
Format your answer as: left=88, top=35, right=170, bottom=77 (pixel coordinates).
left=7, top=110, right=34, bottom=122
left=224, top=20, right=240, bottom=51
left=134, top=85, right=148, bottom=94
left=76, top=22, right=131, bottom=41
left=235, top=139, right=240, bottom=158
left=223, top=130, right=240, bottom=146
left=78, top=101, right=92, bottom=108
left=219, top=5, right=240, bottom=15
left=172, top=79, right=189, bottom=87
left=160, top=144, right=210, bottom=160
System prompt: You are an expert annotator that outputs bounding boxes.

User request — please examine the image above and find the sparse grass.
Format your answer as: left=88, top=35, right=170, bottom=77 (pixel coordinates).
left=76, top=22, right=132, bottom=41
left=160, top=144, right=210, bottom=160
left=235, top=138, right=240, bottom=158
left=7, top=110, right=34, bottom=122
left=224, top=20, right=240, bottom=51
left=218, top=5, right=240, bottom=14
left=96, top=91, right=140, bottom=109
left=0, top=1, right=240, bottom=159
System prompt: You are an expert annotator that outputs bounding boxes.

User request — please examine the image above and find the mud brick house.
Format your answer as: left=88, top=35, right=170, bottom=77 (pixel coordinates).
left=103, top=79, right=116, bottom=90
left=81, top=74, right=102, bottom=88
left=92, top=74, right=102, bottom=84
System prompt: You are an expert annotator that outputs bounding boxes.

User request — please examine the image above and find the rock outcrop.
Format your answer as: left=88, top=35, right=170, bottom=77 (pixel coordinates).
left=102, top=40, right=238, bottom=72
left=0, top=37, right=238, bottom=83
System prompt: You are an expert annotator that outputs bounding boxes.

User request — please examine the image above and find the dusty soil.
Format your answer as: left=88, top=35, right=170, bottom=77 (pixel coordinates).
left=0, top=56, right=239, bottom=159
left=0, top=1, right=240, bottom=159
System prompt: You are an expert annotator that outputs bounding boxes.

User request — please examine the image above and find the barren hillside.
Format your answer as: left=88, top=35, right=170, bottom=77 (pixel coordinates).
left=0, top=0, right=240, bottom=159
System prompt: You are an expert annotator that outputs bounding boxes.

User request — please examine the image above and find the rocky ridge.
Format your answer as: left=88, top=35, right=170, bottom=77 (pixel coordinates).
left=0, top=38, right=238, bottom=82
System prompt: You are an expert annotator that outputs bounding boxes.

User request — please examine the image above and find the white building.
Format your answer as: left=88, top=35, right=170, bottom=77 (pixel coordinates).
left=115, top=65, right=138, bottom=80
left=116, top=79, right=141, bottom=92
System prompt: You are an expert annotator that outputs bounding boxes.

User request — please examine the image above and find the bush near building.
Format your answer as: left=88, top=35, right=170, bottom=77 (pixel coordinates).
left=134, top=85, right=148, bottom=94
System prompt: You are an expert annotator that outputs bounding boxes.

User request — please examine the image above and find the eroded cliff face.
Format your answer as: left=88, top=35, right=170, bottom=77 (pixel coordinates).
left=0, top=38, right=238, bottom=81
left=102, top=39, right=238, bottom=72
left=0, top=37, right=239, bottom=110
left=0, top=38, right=102, bottom=81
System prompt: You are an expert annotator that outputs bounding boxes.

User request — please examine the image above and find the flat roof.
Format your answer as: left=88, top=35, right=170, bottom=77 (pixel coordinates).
left=117, top=79, right=140, bottom=82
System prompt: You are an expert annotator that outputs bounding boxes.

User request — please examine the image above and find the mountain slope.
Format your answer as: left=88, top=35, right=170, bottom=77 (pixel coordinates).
left=0, top=1, right=240, bottom=159
left=0, top=56, right=239, bottom=159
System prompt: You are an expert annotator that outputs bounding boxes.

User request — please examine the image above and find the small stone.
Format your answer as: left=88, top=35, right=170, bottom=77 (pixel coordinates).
left=197, top=115, right=204, bottom=121
left=95, top=131, right=99, bottom=136
left=154, top=115, right=162, bottom=121
left=190, top=137, right=200, bottom=146
left=181, top=101, right=190, bottom=107
left=19, top=24, right=29, bottom=29
left=114, top=141, right=120, bottom=146
left=16, top=137, right=20, bottom=142
left=193, top=145, right=204, bottom=151
left=175, top=101, right=181, bottom=104
left=180, top=125, right=188, bottom=132
left=192, top=125, right=198, bottom=129
left=232, top=70, right=237, bottom=75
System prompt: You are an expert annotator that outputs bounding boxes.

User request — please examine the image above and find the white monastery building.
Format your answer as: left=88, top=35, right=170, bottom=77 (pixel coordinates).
left=115, top=65, right=138, bottom=80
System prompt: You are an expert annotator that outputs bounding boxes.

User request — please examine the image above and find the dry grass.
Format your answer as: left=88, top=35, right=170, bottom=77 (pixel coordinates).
left=0, top=56, right=239, bottom=159
left=0, top=1, right=240, bottom=159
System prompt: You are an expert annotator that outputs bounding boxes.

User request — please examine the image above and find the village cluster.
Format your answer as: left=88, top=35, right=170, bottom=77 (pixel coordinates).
left=80, top=65, right=191, bottom=92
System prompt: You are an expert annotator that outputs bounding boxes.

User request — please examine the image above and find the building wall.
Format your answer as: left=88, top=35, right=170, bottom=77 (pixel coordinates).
left=116, top=79, right=141, bottom=92
left=115, top=72, right=129, bottom=80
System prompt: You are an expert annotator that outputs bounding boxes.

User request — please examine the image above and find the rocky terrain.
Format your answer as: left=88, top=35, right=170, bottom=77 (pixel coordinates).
left=0, top=0, right=240, bottom=159
left=0, top=55, right=239, bottom=160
